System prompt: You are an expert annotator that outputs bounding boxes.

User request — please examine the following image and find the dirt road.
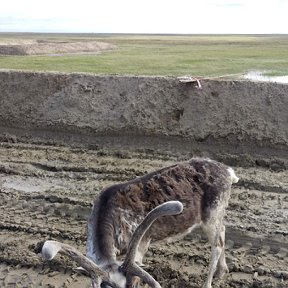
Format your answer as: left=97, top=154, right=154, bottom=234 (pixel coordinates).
left=0, top=141, right=287, bottom=287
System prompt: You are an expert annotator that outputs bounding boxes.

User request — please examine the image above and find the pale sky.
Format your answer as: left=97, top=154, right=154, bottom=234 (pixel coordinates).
left=1, top=0, right=288, bottom=34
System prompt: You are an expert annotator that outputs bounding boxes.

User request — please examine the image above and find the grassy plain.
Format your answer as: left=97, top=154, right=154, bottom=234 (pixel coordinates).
left=0, top=33, right=288, bottom=77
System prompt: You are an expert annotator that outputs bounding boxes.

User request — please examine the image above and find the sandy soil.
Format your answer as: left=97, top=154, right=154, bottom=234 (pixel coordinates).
left=0, top=72, right=287, bottom=287
left=0, top=40, right=116, bottom=55
left=0, top=142, right=287, bottom=288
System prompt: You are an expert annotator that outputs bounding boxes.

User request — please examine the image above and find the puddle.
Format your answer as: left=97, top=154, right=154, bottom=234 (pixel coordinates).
left=242, top=71, right=288, bottom=83
left=3, top=177, right=61, bottom=193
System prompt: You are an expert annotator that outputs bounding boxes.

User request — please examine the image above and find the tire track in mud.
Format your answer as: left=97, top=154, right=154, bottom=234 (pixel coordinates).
left=0, top=142, right=287, bottom=287
left=235, top=179, right=288, bottom=194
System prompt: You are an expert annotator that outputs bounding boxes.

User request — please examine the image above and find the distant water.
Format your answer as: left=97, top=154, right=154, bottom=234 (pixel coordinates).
left=242, top=71, right=288, bottom=83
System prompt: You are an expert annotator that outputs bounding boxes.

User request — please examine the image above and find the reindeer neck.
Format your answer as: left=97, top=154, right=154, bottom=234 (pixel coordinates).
left=86, top=191, right=118, bottom=267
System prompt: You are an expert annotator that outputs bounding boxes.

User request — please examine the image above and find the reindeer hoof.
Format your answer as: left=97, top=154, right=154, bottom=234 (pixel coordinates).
left=202, top=282, right=211, bottom=288
left=214, top=264, right=229, bottom=279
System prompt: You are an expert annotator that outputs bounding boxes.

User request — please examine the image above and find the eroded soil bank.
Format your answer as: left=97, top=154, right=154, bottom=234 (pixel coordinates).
left=0, top=40, right=116, bottom=55
left=0, top=72, right=287, bottom=287
left=0, top=71, right=287, bottom=159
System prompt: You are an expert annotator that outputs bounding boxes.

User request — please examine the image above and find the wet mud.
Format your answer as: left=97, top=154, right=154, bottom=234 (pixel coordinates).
left=0, top=72, right=287, bottom=287
left=0, top=142, right=287, bottom=287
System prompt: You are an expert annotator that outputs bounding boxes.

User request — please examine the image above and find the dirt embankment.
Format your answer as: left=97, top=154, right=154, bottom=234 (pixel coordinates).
left=0, top=71, right=287, bottom=162
left=0, top=40, right=116, bottom=55
left=0, top=71, right=287, bottom=287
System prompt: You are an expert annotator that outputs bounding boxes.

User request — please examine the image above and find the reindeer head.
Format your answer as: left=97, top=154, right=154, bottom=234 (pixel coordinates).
left=41, top=201, right=183, bottom=288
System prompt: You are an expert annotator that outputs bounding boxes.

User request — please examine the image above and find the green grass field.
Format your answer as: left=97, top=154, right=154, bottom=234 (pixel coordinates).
left=0, top=33, right=288, bottom=77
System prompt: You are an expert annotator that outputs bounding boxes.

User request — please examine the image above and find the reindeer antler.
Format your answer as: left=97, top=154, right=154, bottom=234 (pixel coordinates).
left=120, top=201, right=184, bottom=288
left=42, top=240, right=122, bottom=288
left=41, top=201, right=183, bottom=288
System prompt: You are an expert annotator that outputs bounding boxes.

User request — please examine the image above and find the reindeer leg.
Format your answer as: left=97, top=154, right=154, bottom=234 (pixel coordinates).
left=125, top=273, right=141, bottom=288
left=120, top=201, right=183, bottom=288
left=202, top=221, right=224, bottom=288
left=125, top=274, right=136, bottom=288
left=126, top=237, right=150, bottom=288
left=214, top=224, right=229, bottom=279
left=136, top=237, right=151, bottom=267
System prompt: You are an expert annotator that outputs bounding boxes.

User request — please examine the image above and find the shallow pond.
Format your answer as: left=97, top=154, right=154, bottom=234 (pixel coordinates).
left=242, top=71, right=288, bottom=83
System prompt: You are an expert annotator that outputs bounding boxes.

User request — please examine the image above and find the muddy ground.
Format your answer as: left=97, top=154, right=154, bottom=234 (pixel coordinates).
left=0, top=141, right=287, bottom=288
left=0, top=72, right=287, bottom=287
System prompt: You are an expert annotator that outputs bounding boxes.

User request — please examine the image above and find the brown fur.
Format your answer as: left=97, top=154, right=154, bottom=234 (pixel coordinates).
left=87, top=158, right=233, bottom=265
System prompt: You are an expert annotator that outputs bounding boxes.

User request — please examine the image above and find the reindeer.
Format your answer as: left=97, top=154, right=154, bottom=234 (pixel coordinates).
left=42, top=158, right=239, bottom=288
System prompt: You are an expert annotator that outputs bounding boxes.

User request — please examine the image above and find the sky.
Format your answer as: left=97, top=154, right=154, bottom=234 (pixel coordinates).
left=1, top=0, right=288, bottom=34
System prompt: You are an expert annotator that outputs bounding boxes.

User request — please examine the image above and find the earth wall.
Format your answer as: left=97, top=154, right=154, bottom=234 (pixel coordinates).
left=0, top=71, right=287, bottom=159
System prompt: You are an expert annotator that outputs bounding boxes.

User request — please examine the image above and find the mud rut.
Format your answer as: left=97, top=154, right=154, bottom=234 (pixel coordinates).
left=0, top=141, right=287, bottom=288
